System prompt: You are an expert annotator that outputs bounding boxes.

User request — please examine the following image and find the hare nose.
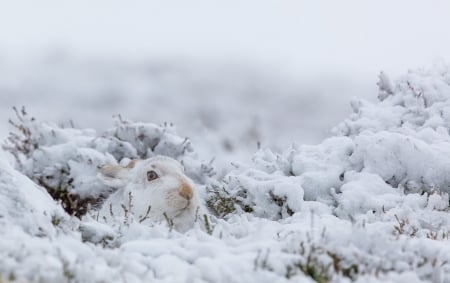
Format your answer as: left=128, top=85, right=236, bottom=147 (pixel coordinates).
left=179, top=181, right=193, bottom=200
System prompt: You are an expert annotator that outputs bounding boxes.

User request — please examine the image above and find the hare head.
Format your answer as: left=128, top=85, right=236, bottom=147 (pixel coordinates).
left=97, top=156, right=199, bottom=231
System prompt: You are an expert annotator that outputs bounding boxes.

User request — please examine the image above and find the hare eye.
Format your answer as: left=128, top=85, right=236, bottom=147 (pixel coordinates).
left=147, top=170, right=158, bottom=181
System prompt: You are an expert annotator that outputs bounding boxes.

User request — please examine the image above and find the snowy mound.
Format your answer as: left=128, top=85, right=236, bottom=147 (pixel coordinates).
left=0, top=150, right=67, bottom=237
left=1, top=66, right=450, bottom=282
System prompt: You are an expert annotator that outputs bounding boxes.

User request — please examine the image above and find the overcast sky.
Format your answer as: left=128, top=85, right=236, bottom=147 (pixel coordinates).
left=1, top=0, right=450, bottom=79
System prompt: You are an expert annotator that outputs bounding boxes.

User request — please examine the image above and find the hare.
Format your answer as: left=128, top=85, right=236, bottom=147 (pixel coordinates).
left=97, top=156, right=199, bottom=232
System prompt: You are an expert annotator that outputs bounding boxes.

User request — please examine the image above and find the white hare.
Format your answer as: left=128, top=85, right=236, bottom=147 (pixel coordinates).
left=97, top=156, right=199, bottom=232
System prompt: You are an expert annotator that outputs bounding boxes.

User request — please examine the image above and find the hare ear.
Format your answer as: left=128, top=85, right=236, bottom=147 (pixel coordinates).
left=97, top=165, right=129, bottom=188
left=126, top=159, right=138, bottom=169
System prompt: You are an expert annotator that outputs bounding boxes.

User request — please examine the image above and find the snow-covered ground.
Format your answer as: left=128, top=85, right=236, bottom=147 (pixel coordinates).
left=1, top=65, right=450, bottom=283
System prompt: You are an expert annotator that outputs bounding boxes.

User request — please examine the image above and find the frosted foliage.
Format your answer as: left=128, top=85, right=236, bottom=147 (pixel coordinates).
left=208, top=66, right=450, bottom=221
left=3, top=113, right=214, bottom=216
left=377, top=71, right=394, bottom=101
left=2, top=66, right=450, bottom=283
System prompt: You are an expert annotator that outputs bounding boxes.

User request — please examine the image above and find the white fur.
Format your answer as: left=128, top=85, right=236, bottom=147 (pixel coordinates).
left=97, top=156, right=199, bottom=232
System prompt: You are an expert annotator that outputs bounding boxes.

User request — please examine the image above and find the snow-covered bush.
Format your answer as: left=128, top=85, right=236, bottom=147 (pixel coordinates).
left=3, top=108, right=214, bottom=217
left=334, top=67, right=450, bottom=193
left=207, top=66, right=450, bottom=220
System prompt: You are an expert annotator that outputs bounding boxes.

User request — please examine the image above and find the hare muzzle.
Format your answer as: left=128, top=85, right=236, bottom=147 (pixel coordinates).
left=178, top=181, right=193, bottom=200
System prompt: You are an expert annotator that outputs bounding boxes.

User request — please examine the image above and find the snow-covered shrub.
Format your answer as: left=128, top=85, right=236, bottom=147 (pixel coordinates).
left=207, top=66, right=450, bottom=220
left=206, top=149, right=301, bottom=219
left=333, top=66, right=450, bottom=193
left=3, top=109, right=215, bottom=217
left=206, top=136, right=354, bottom=219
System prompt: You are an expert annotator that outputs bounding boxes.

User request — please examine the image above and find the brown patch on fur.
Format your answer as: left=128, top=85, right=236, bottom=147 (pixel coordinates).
left=126, top=159, right=138, bottom=168
left=179, top=181, right=193, bottom=200
left=100, top=165, right=123, bottom=178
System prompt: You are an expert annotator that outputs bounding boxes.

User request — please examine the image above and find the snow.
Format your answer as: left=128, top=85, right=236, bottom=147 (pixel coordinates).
left=1, top=65, right=450, bottom=282
left=0, top=150, right=66, bottom=237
